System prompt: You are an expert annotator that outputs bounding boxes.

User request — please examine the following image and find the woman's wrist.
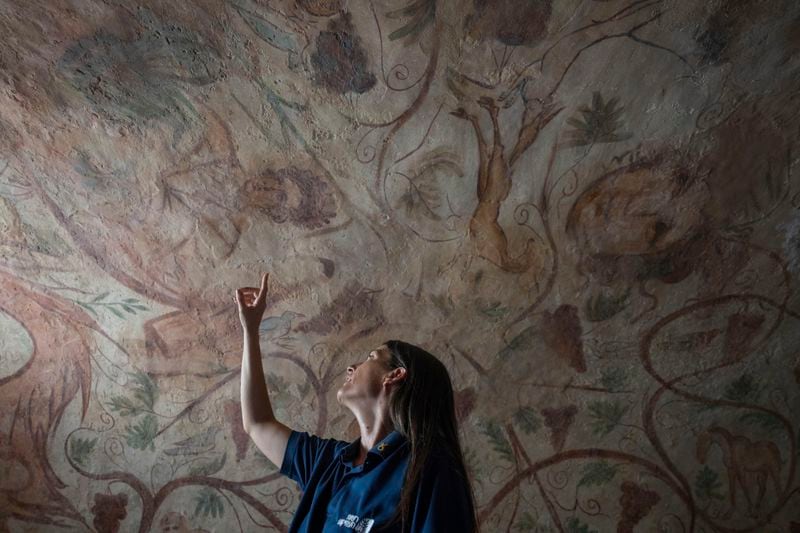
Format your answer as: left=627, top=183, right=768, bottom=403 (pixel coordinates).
left=243, top=325, right=260, bottom=339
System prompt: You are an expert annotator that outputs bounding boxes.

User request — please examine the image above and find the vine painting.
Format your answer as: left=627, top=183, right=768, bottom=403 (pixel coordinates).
left=1, top=0, right=799, bottom=531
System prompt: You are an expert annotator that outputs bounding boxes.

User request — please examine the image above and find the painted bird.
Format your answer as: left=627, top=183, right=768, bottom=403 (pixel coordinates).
left=258, top=310, right=306, bottom=349
left=163, top=426, right=222, bottom=457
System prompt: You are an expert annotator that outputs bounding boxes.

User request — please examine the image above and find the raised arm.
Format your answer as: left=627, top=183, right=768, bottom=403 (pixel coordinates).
left=236, top=273, right=292, bottom=468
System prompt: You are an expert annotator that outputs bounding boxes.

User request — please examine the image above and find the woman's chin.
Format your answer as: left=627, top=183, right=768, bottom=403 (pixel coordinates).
left=336, top=387, right=348, bottom=404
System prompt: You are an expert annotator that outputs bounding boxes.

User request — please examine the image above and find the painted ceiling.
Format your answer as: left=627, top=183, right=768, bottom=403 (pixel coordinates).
left=1, top=0, right=799, bottom=531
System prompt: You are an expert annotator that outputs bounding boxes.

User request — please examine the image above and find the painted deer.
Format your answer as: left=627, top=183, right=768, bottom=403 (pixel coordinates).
left=696, top=425, right=782, bottom=516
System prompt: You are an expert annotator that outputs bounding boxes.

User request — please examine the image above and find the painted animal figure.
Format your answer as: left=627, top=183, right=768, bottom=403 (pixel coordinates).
left=450, top=96, right=561, bottom=275
left=696, top=425, right=782, bottom=516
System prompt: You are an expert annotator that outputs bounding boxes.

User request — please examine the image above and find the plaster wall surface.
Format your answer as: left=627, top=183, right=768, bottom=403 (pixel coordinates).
left=0, top=0, right=799, bottom=531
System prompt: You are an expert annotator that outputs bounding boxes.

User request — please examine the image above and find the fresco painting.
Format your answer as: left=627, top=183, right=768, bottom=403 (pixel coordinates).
left=0, top=0, right=799, bottom=531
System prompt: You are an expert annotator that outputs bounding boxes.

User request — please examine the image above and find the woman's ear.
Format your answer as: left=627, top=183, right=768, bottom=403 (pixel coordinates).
left=384, top=367, right=407, bottom=386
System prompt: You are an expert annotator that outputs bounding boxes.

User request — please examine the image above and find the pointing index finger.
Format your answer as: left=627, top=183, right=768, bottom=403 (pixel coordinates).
left=256, top=273, right=269, bottom=303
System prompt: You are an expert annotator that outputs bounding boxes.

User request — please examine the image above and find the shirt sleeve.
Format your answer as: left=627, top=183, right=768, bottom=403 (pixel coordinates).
left=279, top=430, right=345, bottom=492
left=410, top=453, right=476, bottom=533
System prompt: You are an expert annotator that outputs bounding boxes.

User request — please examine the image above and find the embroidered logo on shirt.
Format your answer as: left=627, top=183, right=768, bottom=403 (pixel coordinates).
left=336, top=514, right=375, bottom=532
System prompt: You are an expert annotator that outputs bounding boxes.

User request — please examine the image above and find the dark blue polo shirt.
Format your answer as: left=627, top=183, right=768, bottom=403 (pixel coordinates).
left=279, top=429, right=475, bottom=532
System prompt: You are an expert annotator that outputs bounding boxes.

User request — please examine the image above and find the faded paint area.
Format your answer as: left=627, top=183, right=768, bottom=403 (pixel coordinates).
left=1, top=0, right=799, bottom=531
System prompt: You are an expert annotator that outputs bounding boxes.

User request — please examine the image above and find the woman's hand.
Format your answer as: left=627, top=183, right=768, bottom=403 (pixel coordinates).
left=235, top=273, right=269, bottom=333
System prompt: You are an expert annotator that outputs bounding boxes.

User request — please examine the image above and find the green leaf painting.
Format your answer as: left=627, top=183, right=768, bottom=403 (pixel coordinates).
left=233, top=4, right=302, bottom=54
left=564, top=92, right=632, bottom=147
left=386, top=0, right=436, bottom=42
left=514, top=406, right=541, bottom=434
left=695, top=466, right=724, bottom=501
left=91, top=291, right=110, bottom=302
left=298, top=381, right=311, bottom=399
left=194, top=488, right=225, bottom=518
left=513, top=511, right=556, bottom=532
left=109, top=371, right=159, bottom=416
left=189, top=453, right=227, bottom=477
left=566, top=517, right=598, bottom=533
left=498, top=325, right=537, bottom=360
left=739, top=411, right=783, bottom=432
left=724, top=374, right=762, bottom=403
left=587, top=400, right=627, bottom=437
left=69, top=437, right=97, bottom=467
left=577, top=461, right=619, bottom=488
left=479, top=300, right=510, bottom=320
left=599, top=367, right=628, bottom=392
left=131, top=371, right=158, bottom=410
left=585, top=289, right=630, bottom=322
left=125, top=415, right=159, bottom=451
left=108, top=395, right=144, bottom=417
left=480, top=421, right=514, bottom=463
left=514, top=511, right=537, bottom=531
left=74, top=292, right=149, bottom=319
left=463, top=446, right=483, bottom=480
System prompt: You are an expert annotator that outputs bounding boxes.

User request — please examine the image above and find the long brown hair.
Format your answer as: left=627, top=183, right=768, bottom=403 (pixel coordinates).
left=382, top=340, right=477, bottom=532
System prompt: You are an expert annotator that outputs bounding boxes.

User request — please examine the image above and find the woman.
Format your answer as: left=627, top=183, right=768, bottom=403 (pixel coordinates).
left=236, top=273, right=477, bottom=532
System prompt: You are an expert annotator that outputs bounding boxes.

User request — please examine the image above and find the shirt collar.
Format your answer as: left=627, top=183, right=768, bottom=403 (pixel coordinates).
left=341, top=430, right=408, bottom=464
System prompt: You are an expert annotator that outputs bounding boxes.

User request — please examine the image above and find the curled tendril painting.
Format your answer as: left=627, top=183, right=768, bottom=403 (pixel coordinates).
left=0, top=0, right=799, bottom=531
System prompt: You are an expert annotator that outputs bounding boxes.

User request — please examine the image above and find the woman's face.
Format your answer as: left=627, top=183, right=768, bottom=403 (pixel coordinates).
left=336, top=344, right=395, bottom=406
